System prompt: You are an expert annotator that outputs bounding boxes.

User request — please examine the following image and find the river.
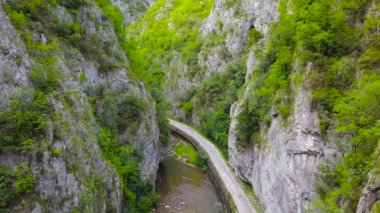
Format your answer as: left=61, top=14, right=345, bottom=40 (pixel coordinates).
left=155, top=156, right=224, bottom=213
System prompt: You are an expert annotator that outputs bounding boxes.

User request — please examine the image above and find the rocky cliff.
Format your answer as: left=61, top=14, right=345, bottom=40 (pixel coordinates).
left=211, top=0, right=380, bottom=212
left=0, top=1, right=163, bottom=212
left=228, top=73, right=341, bottom=212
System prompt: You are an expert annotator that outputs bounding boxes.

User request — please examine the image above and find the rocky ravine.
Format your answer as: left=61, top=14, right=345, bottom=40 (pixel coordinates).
left=169, top=0, right=345, bottom=212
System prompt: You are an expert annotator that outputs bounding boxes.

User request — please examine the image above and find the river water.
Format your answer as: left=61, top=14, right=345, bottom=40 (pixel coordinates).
left=156, top=156, right=224, bottom=213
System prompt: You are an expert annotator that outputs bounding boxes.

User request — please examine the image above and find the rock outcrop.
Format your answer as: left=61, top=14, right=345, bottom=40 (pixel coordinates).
left=201, top=0, right=279, bottom=55
left=229, top=77, right=341, bottom=212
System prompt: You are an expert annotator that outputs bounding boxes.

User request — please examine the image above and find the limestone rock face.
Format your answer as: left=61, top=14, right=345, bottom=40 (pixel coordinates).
left=0, top=2, right=161, bottom=212
left=0, top=5, right=31, bottom=106
left=228, top=77, right=342, bottom=212
left=200, top=0, right=279, bottom=55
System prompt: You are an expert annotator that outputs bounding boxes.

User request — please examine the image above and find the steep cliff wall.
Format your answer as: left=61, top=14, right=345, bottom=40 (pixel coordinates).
left=0, top=1, right=162, bottom=212
left=228, top=70, right=340, bottom=212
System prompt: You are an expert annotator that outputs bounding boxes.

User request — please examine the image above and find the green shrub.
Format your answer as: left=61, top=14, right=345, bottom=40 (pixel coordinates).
left=181, top=102, right=193, bottom=118
left=79, top=70, right=88, bottom=82
left=0, top=90, right=51, bottom=151
left=4, top=0, right=54, bottom=22
left=310, top=57, right=356, bottom=110
left=77, top=35, right=122, bottom=73
left=51, top=149, right=64, bottom=157
left=149, top=88, right=171, bottom=145
left=0, top=164, right=36, bottom=209
left=29, top=57, right=63, bottom=93
left=8, top=10, right=28, bottom=27
left=52, top=18, right=85, bottom=45
left=225, top=0, right=240, bottom=8
left=13, top=174, right=36, bottom=194
left=235, top=101, right=261, bottom=148
left=96, top=92, right=148, bottom=134
left=200, top=103, right=230, bottom=157
left=58, top=0, right=87, bottom=9
left=318, top=118, right=330, bottom=140
left=23, top=32, right=59, bottom=57
left=174, top=143, right=208, bottom=170
left=247, top=28, right=263, bottom=47
left=0, top=165, right=14, bottom=208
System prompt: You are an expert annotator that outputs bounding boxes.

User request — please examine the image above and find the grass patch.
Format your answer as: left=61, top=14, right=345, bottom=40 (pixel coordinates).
left=175, top=143, right=200, bottom=166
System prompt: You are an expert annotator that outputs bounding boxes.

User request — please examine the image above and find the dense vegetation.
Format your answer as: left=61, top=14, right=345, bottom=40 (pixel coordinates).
left=124, top=0, right=217, bottom=149
left=311, top=4, right=380, bottom=208
left=97, top=129, right=157, bottom=212
left=0, top=90, right=47, bottom=209
left=92, top=91, right=158, bottom=212
left=0, top=91, right=52, bottom=152
left=187, top=58, right=247, bottom=156
left=125, top=0, right=214, bottom=88
left=315, top=75, right=380, bottom=211
left=0, top=164, right=36, bottom=209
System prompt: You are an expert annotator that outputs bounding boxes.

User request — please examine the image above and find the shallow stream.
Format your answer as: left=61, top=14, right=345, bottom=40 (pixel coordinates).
left=155, top=156, right=224, bottom=213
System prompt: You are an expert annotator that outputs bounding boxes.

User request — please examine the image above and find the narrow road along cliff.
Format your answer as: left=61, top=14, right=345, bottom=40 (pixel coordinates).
left=169, top=119, right=255, bottom=213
